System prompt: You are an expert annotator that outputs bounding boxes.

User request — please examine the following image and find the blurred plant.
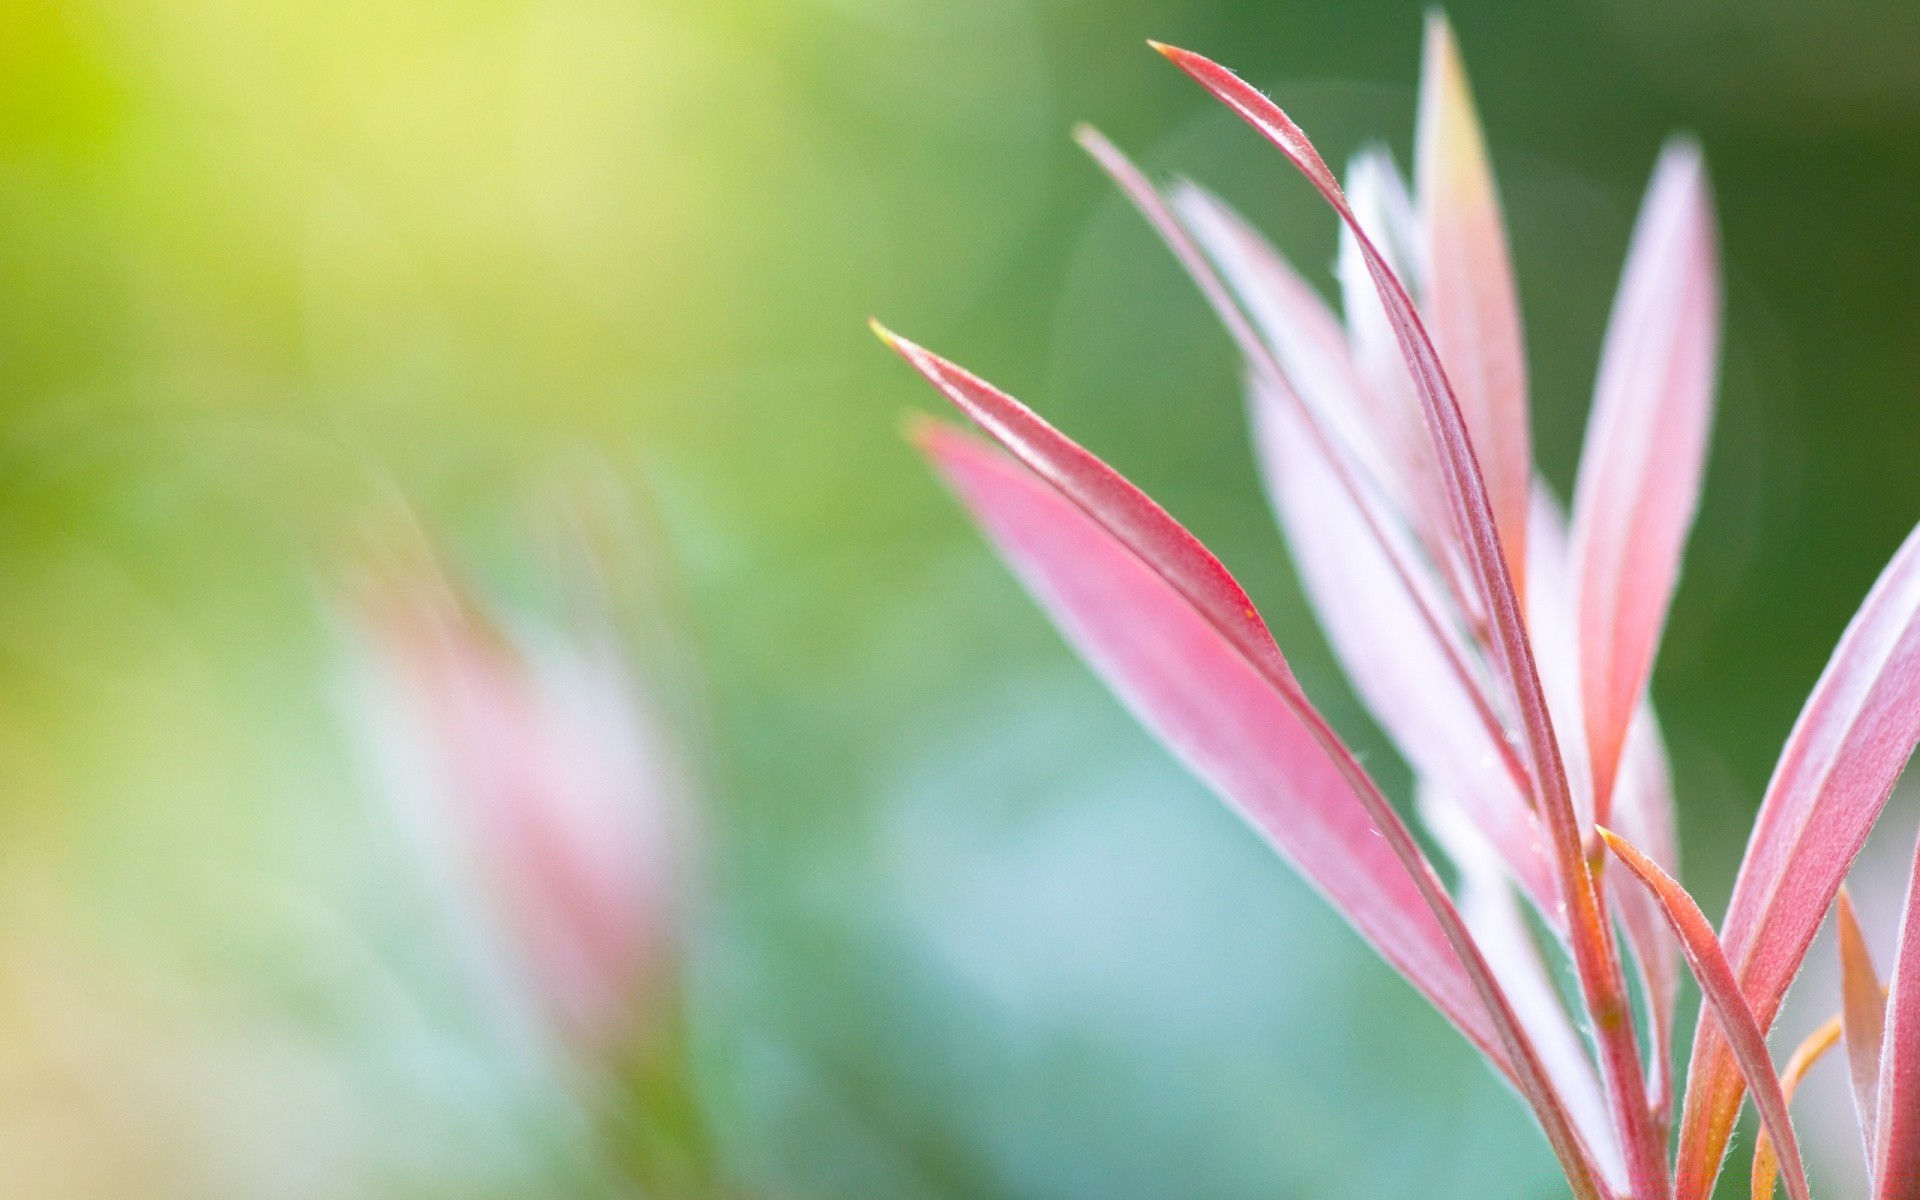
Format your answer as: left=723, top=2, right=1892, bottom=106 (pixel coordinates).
left=349, top=483, right=728, bottom=1196
left=876, top=15, right=1920, bottom=1200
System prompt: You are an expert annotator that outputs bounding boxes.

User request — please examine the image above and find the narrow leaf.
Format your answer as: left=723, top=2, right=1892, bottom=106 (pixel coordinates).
left=1838, top=888, right=1887, bottom=1172
left=1082, top=138, right=1537, bottom=846
left=1154, top=42, right=1665, bottom=1193
left=902, top=409, right=1605, bottom=1198
left=1601, top=828, right=1813, bottom=1200
left=1569, top=139, right=1720, bottom=823
left=1678, top=518, right=1920, bottom=1196
left=1752, top=1016, right=1842, bottom=1200
left=914, top=419, right=1493, bottom=1042
left=1876, top=835, right=1920, bottom=1198
left=1416, top=12, right=1531, bottom=597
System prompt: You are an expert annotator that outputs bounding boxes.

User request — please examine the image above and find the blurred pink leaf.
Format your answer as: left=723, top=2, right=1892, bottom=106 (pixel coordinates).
left=357, top=556, right=688, bottom=1057
left=1415, top=13, right=1531, bottom=597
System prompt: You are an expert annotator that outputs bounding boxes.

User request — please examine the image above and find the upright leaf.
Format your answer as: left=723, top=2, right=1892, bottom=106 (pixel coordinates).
left=1679, top=519, right=1920, bottom=1196
left=1601, top=829, right=1813, bottom=1200
left=1877, top=836, right=1920, bottom=1199
left=1569, top=140, right=1720, bottom=822
left=1416, top=13, right=1531, bottom=597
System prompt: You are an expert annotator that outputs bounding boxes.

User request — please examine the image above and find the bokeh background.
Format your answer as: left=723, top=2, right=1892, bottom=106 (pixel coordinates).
left=3, top=0, right=1920, bottom=1196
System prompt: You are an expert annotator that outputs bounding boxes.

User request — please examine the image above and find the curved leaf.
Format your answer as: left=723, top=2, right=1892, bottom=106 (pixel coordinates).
left=1679, top=519, right=1920, bottom=1196
left=1153, top=43, right=1665, bottom=1193
left=896, top=398, right=1605, bottom=1196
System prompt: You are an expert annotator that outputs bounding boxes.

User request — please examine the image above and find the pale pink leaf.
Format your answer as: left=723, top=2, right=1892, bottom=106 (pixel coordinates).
left=1338, top=150, right=1462, bottom=585
left=1416, top=12, right=1531, bottom=597
left=1876, top=838, right=1920, bottom=1198
left=1601, top=828, right=1812, bottom=1200
left=1170, top=180, right=1412, bottom=522
left=1254, top=378, right=1555, bottom=921
left=1569, top=138, right=1720, bottom=823
left=1679, top=518, right=1920, bottom=1196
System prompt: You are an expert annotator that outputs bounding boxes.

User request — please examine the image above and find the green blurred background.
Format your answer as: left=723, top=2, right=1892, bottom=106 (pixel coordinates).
left=3, top=0, right=1920, bottom=1195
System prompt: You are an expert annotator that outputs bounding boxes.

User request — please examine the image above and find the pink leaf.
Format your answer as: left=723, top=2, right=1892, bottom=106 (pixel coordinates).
left=1334, top=150, right=1454, bottom=552
left=895, top=395, right=1604, bottom=1195
left=1600, top=828, right=1812, bottom=1200
left=1876, top=836, right=1920, bottom=1198
left=913, top=418, right=1501, bottom=1051
left=1153, top=42, right=1665, bottom=1193
left=1836, top=889, right=1886, bottom=1174
left=1678, top=519, right=1920, bottom=1196
left=1416, top=13, right=1531, bottom=598
left=1569, top=139, right=1720, bottom=824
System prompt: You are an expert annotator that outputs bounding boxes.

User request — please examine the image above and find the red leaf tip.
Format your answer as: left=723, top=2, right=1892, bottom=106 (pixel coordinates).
left=868, top=316, right=901, bottom=348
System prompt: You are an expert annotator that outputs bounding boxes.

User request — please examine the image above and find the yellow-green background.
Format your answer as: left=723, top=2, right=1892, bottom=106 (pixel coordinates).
left=3, top=0, right=1919, bottom=1195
